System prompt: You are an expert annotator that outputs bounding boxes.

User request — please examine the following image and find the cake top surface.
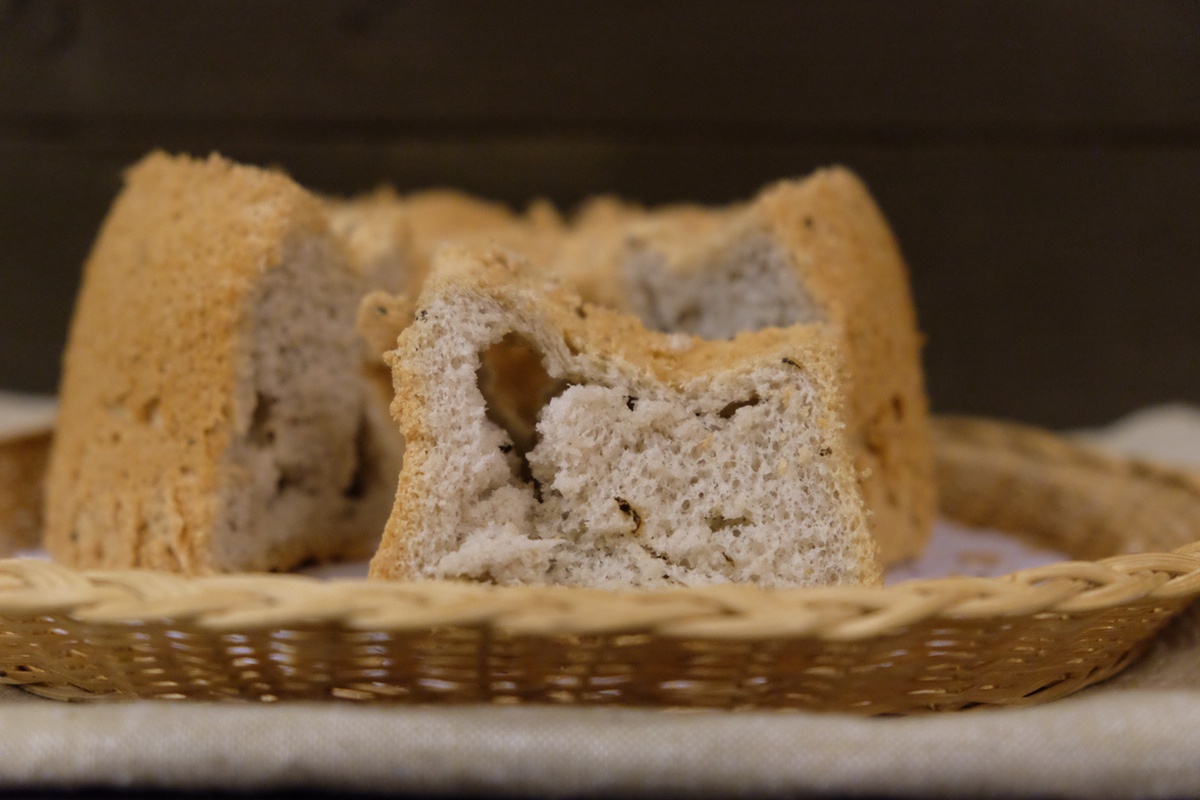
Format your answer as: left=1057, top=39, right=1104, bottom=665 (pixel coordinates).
left=411, top=244, right=844, bottom=389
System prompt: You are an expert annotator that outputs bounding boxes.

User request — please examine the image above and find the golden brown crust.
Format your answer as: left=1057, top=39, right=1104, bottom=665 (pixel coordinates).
left=355, top=289, right=418, bottom=415
left=356, top=290, right=417, bottom=361
left=0, top=430, right=52, bottom=556
left=401, top=189, right=566, bottom=284
left=325, top=187, right=414, bottom=294
left=757, top=168, right=936, bottom=563
left=44, top=152, right=339, bottom=572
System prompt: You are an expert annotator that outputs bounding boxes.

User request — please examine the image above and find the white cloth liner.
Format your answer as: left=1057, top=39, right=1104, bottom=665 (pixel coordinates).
left=0, top=392, right=56, bottom=441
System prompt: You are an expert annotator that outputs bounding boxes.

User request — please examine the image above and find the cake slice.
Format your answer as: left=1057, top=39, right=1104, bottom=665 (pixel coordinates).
left=329, top=186, right=563, bottom=300
left=45, top=152, right=399, bottom=573
left=353, top=171, right=933, bottom=569
left=369, top=246, right=880, bottom=589
left=614, top=168, right=936, bottom=565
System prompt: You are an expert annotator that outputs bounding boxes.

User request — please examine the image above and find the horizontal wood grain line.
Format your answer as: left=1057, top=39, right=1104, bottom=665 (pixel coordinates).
left=2, top=118, right=1200, bottom=151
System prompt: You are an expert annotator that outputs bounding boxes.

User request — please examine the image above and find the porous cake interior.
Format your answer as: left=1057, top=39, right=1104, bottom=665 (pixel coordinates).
left=214, top=234, right=395, bottom=571
left=396, top=286, right=873, bottom=589
left=624, top=227, right=824, bottom=339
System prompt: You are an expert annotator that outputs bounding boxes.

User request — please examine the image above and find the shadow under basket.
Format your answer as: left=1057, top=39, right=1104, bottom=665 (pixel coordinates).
left=2, top=416, right=1199, bottom=714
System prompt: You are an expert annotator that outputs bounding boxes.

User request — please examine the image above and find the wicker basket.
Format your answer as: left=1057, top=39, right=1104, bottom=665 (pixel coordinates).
left=2, top=416, right=1198, bottom=714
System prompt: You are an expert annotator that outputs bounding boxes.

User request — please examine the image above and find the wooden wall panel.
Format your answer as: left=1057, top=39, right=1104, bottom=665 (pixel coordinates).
left=3, top=1, right=1199, bottom=131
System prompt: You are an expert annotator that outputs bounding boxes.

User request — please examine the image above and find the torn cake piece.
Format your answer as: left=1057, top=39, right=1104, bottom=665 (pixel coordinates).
left=613, top=168, right=936, bottom=565
left=369, top=246, right=881, bottom=589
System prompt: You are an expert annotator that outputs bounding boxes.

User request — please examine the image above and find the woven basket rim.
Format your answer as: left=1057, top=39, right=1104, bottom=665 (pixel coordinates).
left=2, top=535, right=1198, bottom=642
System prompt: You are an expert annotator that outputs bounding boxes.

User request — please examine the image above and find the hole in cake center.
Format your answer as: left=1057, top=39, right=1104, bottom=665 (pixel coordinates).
left=626, top=233, right=824, bottom=340
left=476, top=333, right=568, bottom=486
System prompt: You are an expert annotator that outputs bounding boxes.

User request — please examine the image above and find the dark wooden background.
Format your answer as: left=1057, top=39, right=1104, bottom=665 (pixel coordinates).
left=1, top=0, right=1198, bottom=428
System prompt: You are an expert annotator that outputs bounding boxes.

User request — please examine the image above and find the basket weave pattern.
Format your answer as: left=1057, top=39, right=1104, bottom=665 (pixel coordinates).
left=2, top=417, right=1199, bottom=713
